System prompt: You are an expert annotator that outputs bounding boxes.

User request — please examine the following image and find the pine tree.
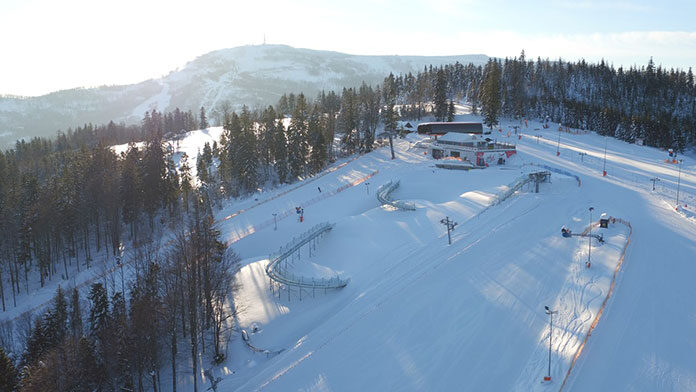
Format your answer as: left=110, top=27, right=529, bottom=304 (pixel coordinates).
left=141, top=137, right=167, bottom=227
left=22, top=316, right=47, bottom=368
left=238, top=106, right=258, bottom=192
left=69, top=287, right=83, bottom=339
left=433, top=68, right=448, bottom=121
left=199, top=107, right=209, bottom=129
left=358, top=82, right=380, bottom=152
left=45, top=286, right=68, bottom=347
left=76, top=336, right=99, bottom=391
left=273, top=117, right=289, bottom=184
left=111, top=292, right=133, bottom=390
left=339, top=88, right=359, bottom=154
left=308, top=104, right=328, bottom=174
left=179, top=153, right=193, bottom=212
left=382, top=75, right=398, bottom=134
left=479, top=59, right=502, bottom=129
left=88, top=282, right=109, bottom=370
left=120, top=145, right=141, bottom=239
left=288, top=93, right=309, bottom=179
left=0, top=346, right=17, bottom=392
left=447, top=100, right=455, bottom=122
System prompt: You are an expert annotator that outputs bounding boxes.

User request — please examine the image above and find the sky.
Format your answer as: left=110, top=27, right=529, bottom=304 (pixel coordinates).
left=1, top=0, right=695, bottom=96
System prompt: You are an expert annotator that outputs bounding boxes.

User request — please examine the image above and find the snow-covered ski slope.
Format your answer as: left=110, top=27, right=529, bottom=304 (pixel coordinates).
left=198, top=114, right=696, bottom=391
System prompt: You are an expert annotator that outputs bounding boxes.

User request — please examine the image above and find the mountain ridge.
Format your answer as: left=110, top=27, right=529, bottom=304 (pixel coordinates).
left=0, top=44, right=488, bottom=145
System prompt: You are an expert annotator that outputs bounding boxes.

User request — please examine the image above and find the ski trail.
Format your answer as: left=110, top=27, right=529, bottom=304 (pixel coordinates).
left=243, top=194, right=544, bottom=391
left=512, top=223, right=628, bottom=392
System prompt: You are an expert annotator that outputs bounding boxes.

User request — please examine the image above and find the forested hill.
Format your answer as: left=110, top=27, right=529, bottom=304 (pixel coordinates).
left=0, top=45, right=488, bottom=146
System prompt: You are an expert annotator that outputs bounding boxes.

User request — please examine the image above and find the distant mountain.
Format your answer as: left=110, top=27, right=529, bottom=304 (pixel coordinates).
left=0, top=44, right=488, bottom=145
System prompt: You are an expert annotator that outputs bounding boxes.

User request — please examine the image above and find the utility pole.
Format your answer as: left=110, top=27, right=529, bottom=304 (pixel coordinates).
left=544, top=306, right=558, bottom=382
left=650, top=177, right=660, bottom=191
left=388, top=132, right=396, bottom=159
left=440, top=216, right=458, bottom=245
left=587, top=207, right=594, bottom=268
left=676, top=159, right=683, bottom=210
left=556, top=128, right=561, bottom=156
left=602, top=136, right=608, bottom=177
left=273, top=213, right=278, bottom=230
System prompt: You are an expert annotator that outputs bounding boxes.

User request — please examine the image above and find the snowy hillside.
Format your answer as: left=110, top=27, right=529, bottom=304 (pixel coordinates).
left=4, top=108, right=695, bottom=391
left=185, top=112, right=694, bottom=391
left=0, top=45, right=487, bottom=145
left=112, top=126, right=224, bottom=181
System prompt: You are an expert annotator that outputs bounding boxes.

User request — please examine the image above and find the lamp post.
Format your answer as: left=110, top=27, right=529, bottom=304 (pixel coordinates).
left=650, top=177, right=660, bottom=191
left=579, top=152, right=587, bottom=162
left=544, top=306, right=558, bottom=382
left=556, top=128, right=561, bottom=156
left=676, top=159, right=683, bottom=210
left=602, top=136, right=608, bottom=177
left=365, top=182, right=370, bottom=195
left=440, top=217, right=458, bottom=245
left=587, top=207, right=594, bottom=268
left=273, top=213, right=278, bottom=230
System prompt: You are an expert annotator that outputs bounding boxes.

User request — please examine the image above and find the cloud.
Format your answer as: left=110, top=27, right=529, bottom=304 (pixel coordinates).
left=553, top=0, right=653, bottom=12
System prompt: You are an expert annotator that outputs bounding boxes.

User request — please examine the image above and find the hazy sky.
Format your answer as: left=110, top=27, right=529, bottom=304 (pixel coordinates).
left=1, top=0, right=694, bottom=96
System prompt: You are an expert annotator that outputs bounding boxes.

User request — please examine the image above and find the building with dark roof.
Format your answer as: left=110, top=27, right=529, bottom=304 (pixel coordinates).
left=417, top=122, right=487, bottom=135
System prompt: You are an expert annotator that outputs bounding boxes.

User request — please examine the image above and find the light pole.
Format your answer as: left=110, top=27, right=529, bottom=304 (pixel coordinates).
left=650, top=177, right=660, bottom=191
left=273, top=213, right=278, bottom=230
left=544, top=306, right=558, bottom=382
left=676, top=159, right=683, bottom=210
left=365, top=182, right=370, bottom=195
left=587, top=207, right=594, bottom=268
left=602, top=136, right=608, bottom=177
left=579, top=152, right=587, bottom=162
left=556, top=128, right=561, bottom=156
left=388, top=132, right=396, bottom=160
left=440, top=217, right=458, bottom=245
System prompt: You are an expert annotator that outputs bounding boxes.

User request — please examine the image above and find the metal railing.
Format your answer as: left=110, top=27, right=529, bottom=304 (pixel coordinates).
left=376, top=180, right=416, bottom=211
left=265, top=222, right=349, bottom=289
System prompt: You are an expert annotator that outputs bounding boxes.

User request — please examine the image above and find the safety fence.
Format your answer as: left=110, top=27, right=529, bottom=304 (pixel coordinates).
left=265, top=222, right=349, bottom=290
left=531, top=163, right=582, bottom=187
left=241, top=329, right=284, bottom=357
left=226, top=170, right=379, bottom=245
left=489, top=174, right=538, bottom=207
left=219, top=155, right=364, bottom=223
left=376, top=180, right=416, bottom=211
left=559, top=217, right=632, bottom=391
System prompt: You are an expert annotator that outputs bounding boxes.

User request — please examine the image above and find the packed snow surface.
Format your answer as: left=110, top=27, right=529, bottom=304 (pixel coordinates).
left=193, top=113, right=694, bottom=391
left=5, top=109, right=696, bottom=392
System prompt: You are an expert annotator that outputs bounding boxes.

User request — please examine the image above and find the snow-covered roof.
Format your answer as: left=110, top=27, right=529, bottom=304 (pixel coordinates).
left=437, top=132, right=482, bottom=143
